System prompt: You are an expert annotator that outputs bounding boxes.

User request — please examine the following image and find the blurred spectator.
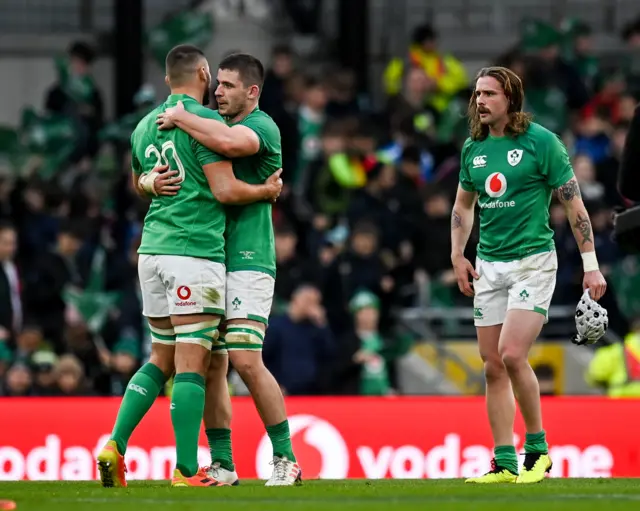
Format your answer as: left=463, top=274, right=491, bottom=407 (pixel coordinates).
left=2, top=362, right=33, bottom=396
left=332, top=290, right=393, bottom=395
left=0, top=222, right=22, bottom=341
left=53, top=354, right=91, bottom=396
left=322, top=221, right=394, bottom=333
left=291, top=76, right=328, bottom=192
left=586, top=319, right=640, bottom=397
left=13, top=325, right=45, bottom=363
left=325, top=68, right=361, bottom=119
left=560, top=18, right=600, bottom=93
left=573, top=154, right=605, bottom=202
left=31, top=350, right=59, bottom=396
left=274, top=222, right=316, bottom=307
left=24, top=220, right=89, bottom=351
left=596, top=121, right=629, bottom=207
left=383, top=24, right=468, bottom=113
left=45, top=41, right=104, bottom=161
left=521, top=19, right=590, bottom=134
left=263, top=285, right=335, bottom=395
left=261, top=45, right=296, bottom=119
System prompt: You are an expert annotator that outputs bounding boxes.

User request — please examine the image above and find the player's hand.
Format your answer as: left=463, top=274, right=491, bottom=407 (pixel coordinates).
left=452, top=254, right=479, bottom=297
left=583, top=270, right=607, bottom=301
left=153, top=168, right=182, bottom=196
left=156, top=100, right=185, bottom=130
left=264, top=168, right=283, bottom=202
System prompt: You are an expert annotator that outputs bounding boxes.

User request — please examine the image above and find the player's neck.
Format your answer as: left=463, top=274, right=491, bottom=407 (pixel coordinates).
left=226, top=100, right=259, bottom=123
left=489, top=118, right=508, bottom=138
left=170, top=87, right=203, bottom=104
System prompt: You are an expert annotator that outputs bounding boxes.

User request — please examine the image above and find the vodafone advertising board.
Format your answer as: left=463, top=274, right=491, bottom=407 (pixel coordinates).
left=0, top=397, right=638, bottom=481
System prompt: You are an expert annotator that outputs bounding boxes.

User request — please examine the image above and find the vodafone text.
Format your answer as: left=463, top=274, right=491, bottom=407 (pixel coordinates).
left=0, top=433, right=613, bottom=481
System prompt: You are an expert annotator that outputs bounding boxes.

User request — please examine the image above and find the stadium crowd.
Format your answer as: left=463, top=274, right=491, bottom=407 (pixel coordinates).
left=1, top=15, right=640, bottom=397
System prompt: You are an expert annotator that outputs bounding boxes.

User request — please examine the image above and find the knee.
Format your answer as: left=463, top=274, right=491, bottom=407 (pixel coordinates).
left=482, top=357, right=507, bottom=384
left=207, top=354, right=228, bottom=378
left=499, top=347, right=527, bottom=372
left=230, top=352, right=264, bottom=382
left=149, top=351, right=175, bottom=379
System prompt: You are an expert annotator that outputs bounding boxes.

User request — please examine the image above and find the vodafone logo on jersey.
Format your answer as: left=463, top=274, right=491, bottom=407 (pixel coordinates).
left=255, top=415, right=349, bottom=479
left=485, top=172, right=507, bottom=198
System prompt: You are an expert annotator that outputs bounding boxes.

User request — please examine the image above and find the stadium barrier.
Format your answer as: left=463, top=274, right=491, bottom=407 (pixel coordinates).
left=0, top=397, right=638, bottom=480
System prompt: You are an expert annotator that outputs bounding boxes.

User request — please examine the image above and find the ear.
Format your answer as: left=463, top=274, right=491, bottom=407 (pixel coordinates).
left=249, top=85, right=260, bottom=99
left=164, top=75, right=170, bottom=87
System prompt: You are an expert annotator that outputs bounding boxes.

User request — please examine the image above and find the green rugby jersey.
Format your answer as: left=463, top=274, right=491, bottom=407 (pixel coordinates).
left=214, top=107, right=281, bottom=277
left=132, top=94, right=228, bottom=262
left=459, top=122, right=575, bottom=262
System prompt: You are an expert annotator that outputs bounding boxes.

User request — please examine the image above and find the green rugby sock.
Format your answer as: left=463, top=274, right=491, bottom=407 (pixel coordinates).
left=266, top=420, right=296, bottom=462
left=206, top=428, right=235, bottom=472
left=494, top=445, right=518, bottom=475
left=524, top=430, right=548, bottom=454
left=171, top=373, right=206, bottom=477
left=110, top=363, right=166, bottom=455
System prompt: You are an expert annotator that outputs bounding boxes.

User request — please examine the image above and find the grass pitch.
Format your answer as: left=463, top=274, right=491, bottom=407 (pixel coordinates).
left=1, top=479, right=639, bottom=511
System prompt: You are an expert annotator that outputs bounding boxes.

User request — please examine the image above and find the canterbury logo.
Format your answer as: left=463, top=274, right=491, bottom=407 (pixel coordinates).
left=128, top=383, right=148, bottom=396
left=473, top=155, right=487, bottom=168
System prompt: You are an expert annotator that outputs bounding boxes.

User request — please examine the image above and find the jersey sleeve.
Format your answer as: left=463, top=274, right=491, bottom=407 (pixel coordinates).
left=188, top=105, right=229, bottom=167
left=539, top=130, right=575, bottom=188
left=243, top=114, right=281, bottom=155
left=130, top=131, right=143, bottom=175
left=194, top=142, right=227, bottom=166
left=458, top=138, right=475, bottom=192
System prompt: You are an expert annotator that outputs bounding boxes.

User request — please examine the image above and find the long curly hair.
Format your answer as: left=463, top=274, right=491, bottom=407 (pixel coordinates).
left=468, top=66, right=532, bottom=141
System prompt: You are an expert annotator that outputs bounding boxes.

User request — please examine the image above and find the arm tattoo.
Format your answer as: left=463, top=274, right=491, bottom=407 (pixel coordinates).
left=555, top=178, right=582, bottom=202
left=452, top=210, right=462, bottom=230
left=573, top=212, right=593, bottom=246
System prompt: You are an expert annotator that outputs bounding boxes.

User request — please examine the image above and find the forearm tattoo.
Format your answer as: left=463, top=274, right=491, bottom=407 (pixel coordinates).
left=452, top=210, right=462, bottom=230
left=573, top=212, right=593, bottom=246
left=555, top=178, right=582, bottom=202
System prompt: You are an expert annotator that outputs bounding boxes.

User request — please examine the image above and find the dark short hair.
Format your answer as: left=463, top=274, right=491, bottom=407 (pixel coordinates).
left=68, top=41, right=96, bottom=64
left=58, top=219, right=87, bottom=241
left=165, top=44, right=206, bottom=85
left=412, top=24, right=437, bottom=45
left=0, top=220, right=15, bottom=233
left=219, top=53, right=265, bottom=88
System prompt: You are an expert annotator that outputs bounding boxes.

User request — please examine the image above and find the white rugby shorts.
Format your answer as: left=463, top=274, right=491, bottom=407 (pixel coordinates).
left=473, top=250, right=558, bottom=326
left=138, top=254, right=226, bottom=319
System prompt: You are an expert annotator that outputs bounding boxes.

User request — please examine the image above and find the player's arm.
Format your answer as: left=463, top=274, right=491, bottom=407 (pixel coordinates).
left=554, top=177, right=607, bottom=300
left=451, top=185, right=479, bottom=297
left=451, top=185, right=477, bottom=260
left=543, top=131, right=606, bottom=300
left=203, top=161, right=282, bottom=205
left=554, top=177, right=595, bottom=252
left=159, top=102, right=260, bottom=158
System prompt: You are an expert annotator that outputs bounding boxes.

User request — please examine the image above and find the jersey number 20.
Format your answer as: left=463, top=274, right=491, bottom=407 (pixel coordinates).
left=145, top=141, right=186, bottom=181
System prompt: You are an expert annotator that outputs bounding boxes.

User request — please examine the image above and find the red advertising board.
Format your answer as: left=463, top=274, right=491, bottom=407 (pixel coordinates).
left=0, top=397, right=638, bottom=481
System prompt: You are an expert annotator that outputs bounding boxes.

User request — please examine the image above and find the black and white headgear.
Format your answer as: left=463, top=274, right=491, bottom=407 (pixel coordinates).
left=571, top=289, right=608, bottom=346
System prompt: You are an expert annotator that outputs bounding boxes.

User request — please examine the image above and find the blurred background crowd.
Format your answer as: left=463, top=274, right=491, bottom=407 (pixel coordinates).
left=1, top=0, right=639, bottom=399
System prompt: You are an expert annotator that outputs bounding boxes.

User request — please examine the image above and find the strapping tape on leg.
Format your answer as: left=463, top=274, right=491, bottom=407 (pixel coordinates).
left=210, top=335, right=229, bottom=356
left=224, top=324, right=264, bottom=351
left=149, top=325, right=176, bottom=344
left=174, top=319, right=221, bottom=350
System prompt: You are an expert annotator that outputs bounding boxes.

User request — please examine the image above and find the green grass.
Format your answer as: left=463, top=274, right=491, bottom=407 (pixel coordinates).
left=1, top=479, right=640, bottom=511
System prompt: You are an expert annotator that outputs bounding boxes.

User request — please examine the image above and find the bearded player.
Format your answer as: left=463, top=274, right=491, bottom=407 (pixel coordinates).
left=451, top=66, right=607, bottom=484
left=96, top=45, right=282, bottom=488
left=156, top=53, right=301, bottom=486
